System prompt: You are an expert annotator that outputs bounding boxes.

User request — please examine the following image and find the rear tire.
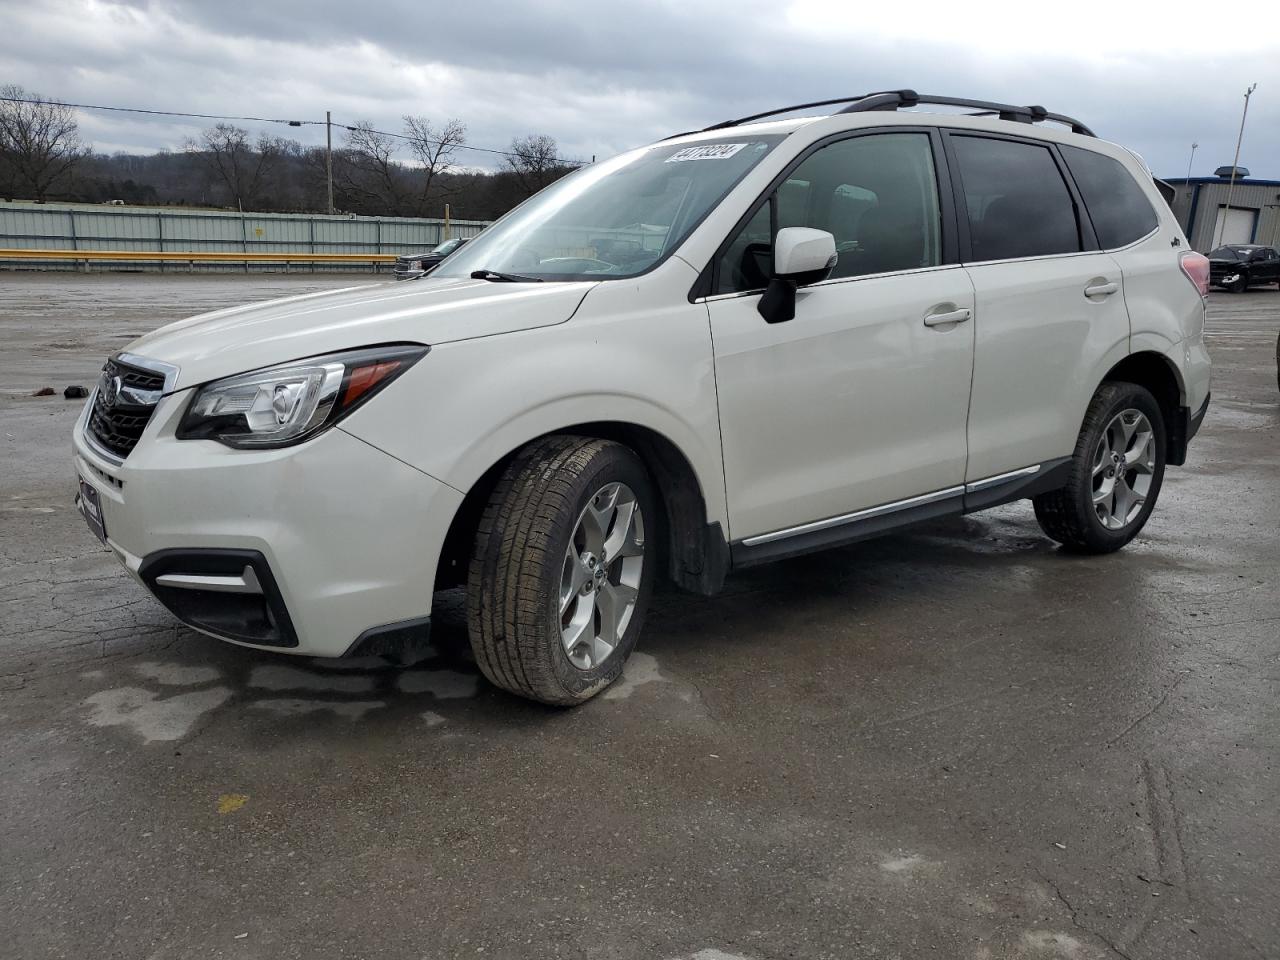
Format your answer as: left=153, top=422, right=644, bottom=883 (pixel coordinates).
left=466, top=436, right=656, bottom=705
left=1033, top=382, right=1166, bottom=553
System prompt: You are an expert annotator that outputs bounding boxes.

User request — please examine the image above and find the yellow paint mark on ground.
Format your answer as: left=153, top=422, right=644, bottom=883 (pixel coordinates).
left=217, top=793, right=249, bottom=814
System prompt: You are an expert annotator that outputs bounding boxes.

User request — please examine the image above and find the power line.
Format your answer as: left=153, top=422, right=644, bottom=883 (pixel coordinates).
left=0, top=94, right=586, bottom=166
left=0, top=94, right=322, bottom=128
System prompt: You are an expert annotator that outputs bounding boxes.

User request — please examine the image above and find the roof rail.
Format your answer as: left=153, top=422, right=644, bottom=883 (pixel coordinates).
left=840, top=91, right=1095, bottom=136
left=681, top=89, right=1095, bottom=138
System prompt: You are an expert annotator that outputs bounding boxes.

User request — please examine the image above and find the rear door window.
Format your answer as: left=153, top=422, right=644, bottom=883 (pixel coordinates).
left=950, top=135, right=1082, bottom=262
left=1061, top=145, right=1159, bottom=249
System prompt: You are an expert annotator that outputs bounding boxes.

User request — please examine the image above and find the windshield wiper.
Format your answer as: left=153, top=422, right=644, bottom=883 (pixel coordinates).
left=470, top=269, right=544, bottom=283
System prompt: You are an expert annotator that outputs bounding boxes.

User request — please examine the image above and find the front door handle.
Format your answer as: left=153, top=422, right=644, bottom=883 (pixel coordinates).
left=1084, top=281, right=1118, bottom=298
left=923, top=307, right=972, bottom=327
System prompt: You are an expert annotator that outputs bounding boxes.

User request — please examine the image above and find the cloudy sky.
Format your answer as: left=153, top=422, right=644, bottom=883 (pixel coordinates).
left=1, top=0, right=1277, bottom=178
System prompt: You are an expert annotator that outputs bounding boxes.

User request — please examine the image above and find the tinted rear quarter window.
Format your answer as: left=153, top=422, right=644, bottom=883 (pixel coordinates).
left=1061, top=145, right=1159, bottom=249
left=951, top=136, right=1081, bottom=261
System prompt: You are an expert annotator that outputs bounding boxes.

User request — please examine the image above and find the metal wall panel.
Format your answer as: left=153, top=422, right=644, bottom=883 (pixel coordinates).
left=0, top=201, right=491, bottom=272
left=1168, top=182, right=1280, bottom=251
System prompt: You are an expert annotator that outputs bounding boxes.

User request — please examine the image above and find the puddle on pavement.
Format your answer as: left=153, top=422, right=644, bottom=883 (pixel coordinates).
left=78, top=643, right=700, bottom=745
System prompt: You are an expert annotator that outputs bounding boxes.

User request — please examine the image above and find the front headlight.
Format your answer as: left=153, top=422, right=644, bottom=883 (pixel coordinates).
left=177, top=344, right=428, bottom=448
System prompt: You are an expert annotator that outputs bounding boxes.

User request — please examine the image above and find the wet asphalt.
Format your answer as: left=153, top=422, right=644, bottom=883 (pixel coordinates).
left=1, top=273, right=1277, bottom=960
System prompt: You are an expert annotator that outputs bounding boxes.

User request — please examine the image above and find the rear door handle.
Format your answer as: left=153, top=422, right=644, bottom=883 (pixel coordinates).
left=1084, top=282, right=1118, bottom=298
left=923, top=307, right=972, bottom=327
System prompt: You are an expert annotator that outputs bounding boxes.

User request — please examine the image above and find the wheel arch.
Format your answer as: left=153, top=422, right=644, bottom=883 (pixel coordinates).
left=1102, top=350, right=1191, bottom=465
left=434, top=421, right=730, bottom=597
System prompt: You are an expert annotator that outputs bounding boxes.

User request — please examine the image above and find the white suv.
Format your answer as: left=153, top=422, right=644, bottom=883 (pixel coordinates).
left=73, top=91, right=1212, bottom=705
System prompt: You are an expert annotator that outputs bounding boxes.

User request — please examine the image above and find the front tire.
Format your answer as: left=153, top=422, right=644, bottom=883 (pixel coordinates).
left=1225, top=275, right=1248, bottom=293
left=1033, top=382, right=1166, bottom=553
left=467, top=436, right=656, bottom=705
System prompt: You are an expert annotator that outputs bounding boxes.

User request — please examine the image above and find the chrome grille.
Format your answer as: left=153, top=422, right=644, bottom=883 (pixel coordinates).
left=87, top=357, right=166, bottom=459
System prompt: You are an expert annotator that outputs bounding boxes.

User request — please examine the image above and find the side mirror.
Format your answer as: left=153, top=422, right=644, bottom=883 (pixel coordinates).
left=774, top=227, right=838, bottom=283
left=758, top=227, right=837, bottom=324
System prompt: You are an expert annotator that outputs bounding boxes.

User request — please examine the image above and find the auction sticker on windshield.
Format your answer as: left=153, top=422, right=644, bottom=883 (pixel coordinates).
left=665, top=143, right=747, bottom=162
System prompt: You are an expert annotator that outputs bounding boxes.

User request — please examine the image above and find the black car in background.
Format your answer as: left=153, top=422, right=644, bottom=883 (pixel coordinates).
left=393, top=236, right=471, bottom=281
left=1206, top=244, right=1280, bottom=293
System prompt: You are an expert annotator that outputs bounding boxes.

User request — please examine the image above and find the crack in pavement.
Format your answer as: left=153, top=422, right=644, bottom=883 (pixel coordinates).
left=1106, top=672, right=1191, bottom=747
left=1036, top=867, right=1135, bottom=960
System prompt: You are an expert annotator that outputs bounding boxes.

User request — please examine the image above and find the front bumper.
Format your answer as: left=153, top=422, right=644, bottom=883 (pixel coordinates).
left=72, top=391, right=464, bottom=657
left=393, top=260, right=436, bottom=281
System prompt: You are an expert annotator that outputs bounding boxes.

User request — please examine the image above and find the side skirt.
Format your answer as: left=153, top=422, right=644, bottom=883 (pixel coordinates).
left=729, top=457, right=1071, bottom=568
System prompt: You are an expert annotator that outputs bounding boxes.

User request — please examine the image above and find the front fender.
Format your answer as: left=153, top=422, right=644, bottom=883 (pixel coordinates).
left=339, top=274, right=729, bottom=533
left=441, top=390, right=726, bottom=528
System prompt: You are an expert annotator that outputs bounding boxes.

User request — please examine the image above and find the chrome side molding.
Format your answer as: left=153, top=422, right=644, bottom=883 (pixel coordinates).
left=741, top=485, right=966, bottom=548
left=740, top=463, right=1046, bottom=549
left=964, top=464, right=1041, bottom=494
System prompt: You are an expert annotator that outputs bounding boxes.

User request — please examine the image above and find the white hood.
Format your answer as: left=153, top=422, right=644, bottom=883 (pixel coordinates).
left=125, top=277, right=596, bottom=389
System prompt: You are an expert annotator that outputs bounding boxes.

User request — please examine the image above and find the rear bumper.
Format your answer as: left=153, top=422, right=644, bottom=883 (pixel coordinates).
left=71, top=392, right=464, bottom=657
left=1169, top=391, right=1210, bottom=466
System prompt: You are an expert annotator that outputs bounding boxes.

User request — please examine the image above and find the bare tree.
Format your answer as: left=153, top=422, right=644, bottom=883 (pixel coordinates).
left=0, top=84, right=86, bottom=201
left=402, top=116, right=466, bottom=217
left=338, top=121, right=407, bottom=215
left=186, top=124, right=294, bottom=209
left=505, top=134, right=566, bottom=197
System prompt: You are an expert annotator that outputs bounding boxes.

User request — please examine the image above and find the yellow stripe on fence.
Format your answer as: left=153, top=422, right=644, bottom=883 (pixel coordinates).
left=0, top=248, right=398, bottom=263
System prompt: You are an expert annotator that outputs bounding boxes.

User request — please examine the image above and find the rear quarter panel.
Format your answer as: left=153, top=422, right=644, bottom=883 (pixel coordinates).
left=1111, top=151, right=1208, bottom=412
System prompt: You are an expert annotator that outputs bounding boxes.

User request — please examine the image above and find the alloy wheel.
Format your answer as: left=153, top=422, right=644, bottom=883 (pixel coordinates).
left=558, top=481, right=645, bottom=669
left=1091, top=408, right=1156, bottom=530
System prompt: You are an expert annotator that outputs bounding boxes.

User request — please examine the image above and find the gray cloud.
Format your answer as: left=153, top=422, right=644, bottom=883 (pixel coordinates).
left=1, top=0, right=1276, bottom=178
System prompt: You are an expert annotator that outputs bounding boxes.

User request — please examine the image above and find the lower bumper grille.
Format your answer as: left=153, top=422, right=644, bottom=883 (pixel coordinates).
left=138, top=549, right=298, bottom=647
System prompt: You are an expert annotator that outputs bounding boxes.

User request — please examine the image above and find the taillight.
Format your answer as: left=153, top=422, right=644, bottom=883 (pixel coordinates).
left=1179, top=251, right=1210, bottom=298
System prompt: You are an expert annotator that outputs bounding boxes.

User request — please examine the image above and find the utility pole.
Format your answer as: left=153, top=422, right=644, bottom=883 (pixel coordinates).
left=325, top=110, right=334, bottom=216
left=1215, top=83, right=1257, bottom=247
left=1183, top=142, right=1198, bottom=235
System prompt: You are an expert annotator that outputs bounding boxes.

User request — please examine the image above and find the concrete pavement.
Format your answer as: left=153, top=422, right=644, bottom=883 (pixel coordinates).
left=2, top=273, right=1277, bottom=959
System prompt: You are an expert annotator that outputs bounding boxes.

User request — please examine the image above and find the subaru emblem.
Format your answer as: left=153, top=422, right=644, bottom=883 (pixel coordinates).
left=101, top=373, right=122, bottom=407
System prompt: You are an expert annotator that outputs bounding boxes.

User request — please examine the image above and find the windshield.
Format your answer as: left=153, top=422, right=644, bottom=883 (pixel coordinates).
left=433, top=237, right=465, bottom=255
left=435, top=136, right=785, bottom=281
left=1208, top=246, right=1244, bottom=260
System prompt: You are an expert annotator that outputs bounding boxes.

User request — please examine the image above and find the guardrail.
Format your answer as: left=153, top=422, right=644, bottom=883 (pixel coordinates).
left=0, top=248, right=398, bottom=265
